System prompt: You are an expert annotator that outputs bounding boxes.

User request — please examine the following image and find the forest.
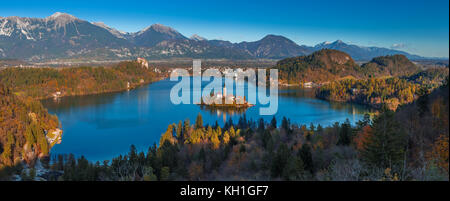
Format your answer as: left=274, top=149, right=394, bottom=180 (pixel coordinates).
left=0, top=61, right=161, bottom=176
left=15, top=82, right=447, bottom=181
left=275, top=50, right=421, bottom=85
left=275, top=50, right=449, bottom=110
left=275, top=49, right=362, bottom=84
left=316, top=68, right=449, bottom=110
left=0, top=83, right=59, bottom=169
left=0, top=61, right=161, bottom=99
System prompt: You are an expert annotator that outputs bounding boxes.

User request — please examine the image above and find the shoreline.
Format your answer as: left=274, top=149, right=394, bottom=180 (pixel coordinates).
left=42, top=79, right=378, bottom=164
left=36, top=76, right=167, bottom=101
left=38, top=76, right=167, bottom=161
left=195, top=103, right=255, bottom=108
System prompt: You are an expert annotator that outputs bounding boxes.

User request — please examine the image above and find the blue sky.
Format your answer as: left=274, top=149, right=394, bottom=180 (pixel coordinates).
left=1, top=0, right=448, bottom=57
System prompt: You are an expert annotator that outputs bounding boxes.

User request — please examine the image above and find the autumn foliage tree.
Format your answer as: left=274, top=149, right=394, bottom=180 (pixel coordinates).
left=427, top=135, right=449, bottom=174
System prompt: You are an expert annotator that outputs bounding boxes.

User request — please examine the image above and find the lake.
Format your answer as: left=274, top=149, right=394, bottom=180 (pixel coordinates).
left=42, top=78, right=373, bottom=162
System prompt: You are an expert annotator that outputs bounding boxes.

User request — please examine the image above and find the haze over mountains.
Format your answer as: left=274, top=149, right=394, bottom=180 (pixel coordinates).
left=0, top=12, right=433, bottom=62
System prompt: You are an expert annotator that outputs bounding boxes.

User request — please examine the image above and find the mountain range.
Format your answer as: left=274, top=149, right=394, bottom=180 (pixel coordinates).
left=0, top=12, right=431, bottom=62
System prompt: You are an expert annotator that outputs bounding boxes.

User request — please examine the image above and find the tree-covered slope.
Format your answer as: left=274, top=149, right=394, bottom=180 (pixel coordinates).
left=0, top=84, right=60, bottom=167
left=0, top=61, right=160, bottom=99
left=360, top=55, right=420, bottom=77
left=275, top=49, right=361, bottom=84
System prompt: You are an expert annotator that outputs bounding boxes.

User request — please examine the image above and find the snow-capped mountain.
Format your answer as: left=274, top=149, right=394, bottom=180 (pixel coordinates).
left=132, top=24, right=187, bottom=47
left=0, top=12, right=427, bottom=61
left=0, top=12, right=131, bottom=60
left=92, top=22, right=127, bottom=39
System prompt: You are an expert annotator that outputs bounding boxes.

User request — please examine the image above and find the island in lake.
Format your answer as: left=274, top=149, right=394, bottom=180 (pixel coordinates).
left=197, top=85, right=254, bottom=109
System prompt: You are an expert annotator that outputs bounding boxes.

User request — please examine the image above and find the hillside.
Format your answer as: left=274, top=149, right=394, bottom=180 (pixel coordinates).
left=275, top=49, right=361, bottom=84
left=316, top=77, right=421, bottom=110
left=275, top=50, right=447, bottom=110
left=0, top=60, right=162, bottom=171
left=316, top=69, right=449, bottom=110
left=275, top=50, right=424, bottom=85
left=0, top=61, right=161, bottom=99
left=360, top=55, right=420, bottom=77
left=393, top=82, right=449, bottom=174
left=405, top=67, right=449, bottom=89
left=0, top=84, right=60, bottom=167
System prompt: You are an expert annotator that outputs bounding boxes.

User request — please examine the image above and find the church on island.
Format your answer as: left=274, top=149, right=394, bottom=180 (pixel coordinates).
left=198, top=85, right=253, bottom=108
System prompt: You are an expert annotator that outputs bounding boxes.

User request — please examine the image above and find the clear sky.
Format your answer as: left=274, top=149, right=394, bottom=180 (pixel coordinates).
left=1, top=0, right=448, bottom=58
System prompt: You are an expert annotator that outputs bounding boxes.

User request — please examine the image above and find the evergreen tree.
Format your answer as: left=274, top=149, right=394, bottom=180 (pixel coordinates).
left=337, top=119, right=352, bottom=146
left=195, top=113, right=203, bottom=129
left=183, top=119, right=191, bottom=141
left=281, top=117, right=291, bottom=135
left=270, top=116, right=277, bottom=129
left=282, top=155, right=304, bottom=180
left=356, top=114, right=371, bottom=130
left=316, top=124, right=323, bottom=135
left=361, top=110, right=406, bottom=169
left=176, top=120, right=182, bottom=140
left=417, top=88, right=429, bottom=117
left=299, top=144, right=313, bottom=173
left=0, top=132, right=14, bottom=166
left=257, top=118, right=265, bottom=133
left=213, top=120, right=219, bottom=129
left=128, top=145, right=138, bottom=164
left=271, top=143, right=290, bottom=178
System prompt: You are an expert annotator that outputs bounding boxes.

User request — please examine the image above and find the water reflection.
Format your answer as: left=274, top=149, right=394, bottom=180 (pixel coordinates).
left=137, top=86, right=149, bottom=119
left=278, top=86, right=374, bottom=117
left=42, top=92, right=118, bottom=112
left=41, top=79, right=374, bottom=162
left=199, top=105, right=248, bottom=122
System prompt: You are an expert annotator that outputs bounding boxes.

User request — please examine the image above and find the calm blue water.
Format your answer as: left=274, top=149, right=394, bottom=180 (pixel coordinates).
left=42, top=79, right=372, bottom=162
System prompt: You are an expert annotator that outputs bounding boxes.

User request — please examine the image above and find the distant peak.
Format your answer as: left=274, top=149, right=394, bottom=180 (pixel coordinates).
left=259, top=34, right=291, bottom=42
left=151, top=23, right=165, bottom=28
left=190, top=34, right=206, bottom=41
left=47, top=12, right=77, bottom=20
left=317, top=40, right=346, bottom=47
left=317, top=41, right=332, bottom=46
left=149, top=23, right=176, bottom=32
left=44, top=12, right=79, bottom=29
left=136, top=23, right=184, bottom=38
left=263, top=34, right=283, bottom=39
left=139, top=24, right=174, bottom=33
